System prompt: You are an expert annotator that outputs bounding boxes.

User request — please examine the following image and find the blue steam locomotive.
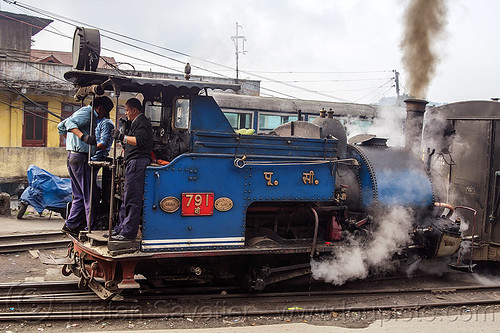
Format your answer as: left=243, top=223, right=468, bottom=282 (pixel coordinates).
left=52, top=28, right=462, bottom=300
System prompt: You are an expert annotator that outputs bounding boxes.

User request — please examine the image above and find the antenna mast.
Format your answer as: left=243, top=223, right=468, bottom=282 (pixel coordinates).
left=393, top=69, right=401, bottom=105
left=231, top=22, right=247, bottom=80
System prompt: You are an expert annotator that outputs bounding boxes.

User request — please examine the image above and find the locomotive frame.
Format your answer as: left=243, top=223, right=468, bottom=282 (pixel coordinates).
left=49, top=27, right=466, bottom=300
left=56, top=68, right=463, bottom=300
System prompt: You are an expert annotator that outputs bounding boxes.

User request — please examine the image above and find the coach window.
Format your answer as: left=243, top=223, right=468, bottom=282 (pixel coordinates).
left=351, top=119, right=373, bottom=133
left=22, top=101, right=47, bottom=147
left=224, top=111, right=252, bottom=130
left=258, top=113, right=298, bottom=132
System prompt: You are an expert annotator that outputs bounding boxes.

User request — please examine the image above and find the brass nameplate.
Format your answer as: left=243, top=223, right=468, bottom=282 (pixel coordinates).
left=159, top=196, right=180, bottom=213
left=215, top=197, right=234, bottom=212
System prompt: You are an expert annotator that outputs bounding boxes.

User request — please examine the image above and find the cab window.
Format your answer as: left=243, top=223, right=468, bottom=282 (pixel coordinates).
left=174, top=98, right=190, bottom=130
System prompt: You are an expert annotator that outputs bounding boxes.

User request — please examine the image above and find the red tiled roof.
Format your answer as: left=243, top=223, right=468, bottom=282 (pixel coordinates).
left=31, top=49, right=117, bottom=69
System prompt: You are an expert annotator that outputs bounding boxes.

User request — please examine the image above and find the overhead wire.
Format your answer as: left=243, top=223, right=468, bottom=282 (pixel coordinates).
left=1, top=71, right=71, bottom=99
left=1, top=80, right=64, bottom=120
left=353, top=78, right=395, bottom=103
left=260, top=77, right=394, bottom=83
left=245, top=70, right=394, bottom=74
left=5, top=0, right=360, bottom=102
left=0, top=99, right=59, bottom=123
left=1, top=52, right=69, bottom=83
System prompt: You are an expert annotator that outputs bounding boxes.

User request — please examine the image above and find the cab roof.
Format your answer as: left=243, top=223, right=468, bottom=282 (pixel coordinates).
left=64, top=70, right=240, bottom=96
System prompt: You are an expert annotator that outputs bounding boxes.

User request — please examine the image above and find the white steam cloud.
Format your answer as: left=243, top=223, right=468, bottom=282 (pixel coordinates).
left=366, top=106, right=406, bottom=147
left=346, top=106, right=406, bottom=147
left=311, top=206, right=414, bottom=285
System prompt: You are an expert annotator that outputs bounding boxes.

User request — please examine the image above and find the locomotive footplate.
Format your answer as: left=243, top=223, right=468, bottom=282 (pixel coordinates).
left=84, top=231, right=141, bottom=255
left=75, top=234, right=340, bottom=259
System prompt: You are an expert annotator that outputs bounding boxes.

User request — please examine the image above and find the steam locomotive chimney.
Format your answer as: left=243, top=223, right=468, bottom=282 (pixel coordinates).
left=404, top=98, right=428, bottom=156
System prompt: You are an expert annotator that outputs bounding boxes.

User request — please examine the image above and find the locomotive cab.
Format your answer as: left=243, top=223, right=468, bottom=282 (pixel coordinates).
left=144, top=97, right=191, bottom=162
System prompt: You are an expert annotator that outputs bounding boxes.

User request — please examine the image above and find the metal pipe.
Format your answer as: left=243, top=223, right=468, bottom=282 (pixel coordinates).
left=434, top=202, right=454, bottom=218
left=87, top=94, right=96, bottom=234
left=455, top=206, right=477, bottom=272
left=74, top=84, right=104, bottom=102
left=310, top=207, right=319, bottom=258
left=108, top=84, right=120, bottom=242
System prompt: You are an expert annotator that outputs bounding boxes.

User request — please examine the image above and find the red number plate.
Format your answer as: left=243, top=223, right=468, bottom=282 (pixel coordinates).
left=181, top=193, right=214, bottom=216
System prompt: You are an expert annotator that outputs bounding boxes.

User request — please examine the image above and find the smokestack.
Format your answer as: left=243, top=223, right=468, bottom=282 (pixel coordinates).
left=404, top=98, right=428, bottom=155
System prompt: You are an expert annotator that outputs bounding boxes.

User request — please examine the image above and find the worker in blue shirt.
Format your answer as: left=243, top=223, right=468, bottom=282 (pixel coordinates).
left=92, top=115, right=114, bottom=162
left=91, top=108, right=115, bottom=228
left=57, top=96, right=114, bottom=236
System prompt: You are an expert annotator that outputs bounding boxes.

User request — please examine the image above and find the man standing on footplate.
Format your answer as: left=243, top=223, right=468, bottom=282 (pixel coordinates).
left=112, top=98, right=153, bottom=241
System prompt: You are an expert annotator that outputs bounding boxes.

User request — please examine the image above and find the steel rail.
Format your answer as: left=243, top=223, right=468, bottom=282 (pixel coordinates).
left=0, top=278, right=499, bottom=320
left=0, top=232, right=70, bottom=253
left=1, top=297, right=500, bottom=321
left=0, top=232, right=66, bottom=241
left=3, top=278, right=499, bottom=302
left=0, top=281, right=77, bottom=290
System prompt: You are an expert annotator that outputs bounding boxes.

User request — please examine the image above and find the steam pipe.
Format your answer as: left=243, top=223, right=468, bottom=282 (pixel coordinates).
left=434, top=202, right=454, bottom=218
left=404, top=98, right=428, bottom=156
left=310, top=207, right=319, bottom=258
left=454, top=206, right=477, bottom=272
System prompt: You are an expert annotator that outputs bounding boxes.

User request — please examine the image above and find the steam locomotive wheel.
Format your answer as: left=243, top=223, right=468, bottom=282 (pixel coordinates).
left=352, top=227, right=369, bottom=242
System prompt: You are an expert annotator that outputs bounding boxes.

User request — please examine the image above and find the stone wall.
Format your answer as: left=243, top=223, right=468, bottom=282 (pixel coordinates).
left=0, top=147, right=68, bottom=183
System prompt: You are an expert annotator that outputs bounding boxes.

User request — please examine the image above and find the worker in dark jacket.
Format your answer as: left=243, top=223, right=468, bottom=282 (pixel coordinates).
left=112, top=98, right=153, bottom=241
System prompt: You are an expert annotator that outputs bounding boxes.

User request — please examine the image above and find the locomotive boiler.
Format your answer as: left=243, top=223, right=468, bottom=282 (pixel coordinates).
left=48, top=28, right=463, bottom=300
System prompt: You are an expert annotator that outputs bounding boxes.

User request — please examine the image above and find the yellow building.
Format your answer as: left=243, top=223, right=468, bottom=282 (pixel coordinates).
left=0, top=10, right=120, bottom=183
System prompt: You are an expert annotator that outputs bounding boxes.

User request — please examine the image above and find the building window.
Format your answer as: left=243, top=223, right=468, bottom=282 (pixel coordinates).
left=223, top=111, right=252, bottom=130
left=22, top=102, right=48, bottom=147
left=59, top=103, right=81, bottom=147
left=258, top=113, right=298, bottom=132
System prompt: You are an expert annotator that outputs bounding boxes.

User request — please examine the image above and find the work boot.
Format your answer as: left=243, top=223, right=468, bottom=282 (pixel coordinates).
left=61, top=224, right=80, bottom=238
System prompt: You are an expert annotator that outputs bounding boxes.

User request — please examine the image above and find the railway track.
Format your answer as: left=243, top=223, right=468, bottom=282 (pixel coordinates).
left=1, top=272, right=500, bottom=321
left=0, top=232, right=70, bottom=253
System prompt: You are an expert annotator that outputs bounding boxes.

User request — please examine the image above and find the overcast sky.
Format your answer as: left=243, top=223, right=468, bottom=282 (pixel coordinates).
left=2, top=0, right=499, bottom=104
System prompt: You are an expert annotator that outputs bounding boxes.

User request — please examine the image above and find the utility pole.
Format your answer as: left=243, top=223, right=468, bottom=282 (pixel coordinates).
left=393, top=69, right=401, bottom=105
left=231, top=22, right=247, bottom=80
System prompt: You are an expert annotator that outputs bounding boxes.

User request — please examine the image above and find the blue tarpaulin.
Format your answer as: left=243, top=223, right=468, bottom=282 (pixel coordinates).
left=20, top=165, right=72, bottom=214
